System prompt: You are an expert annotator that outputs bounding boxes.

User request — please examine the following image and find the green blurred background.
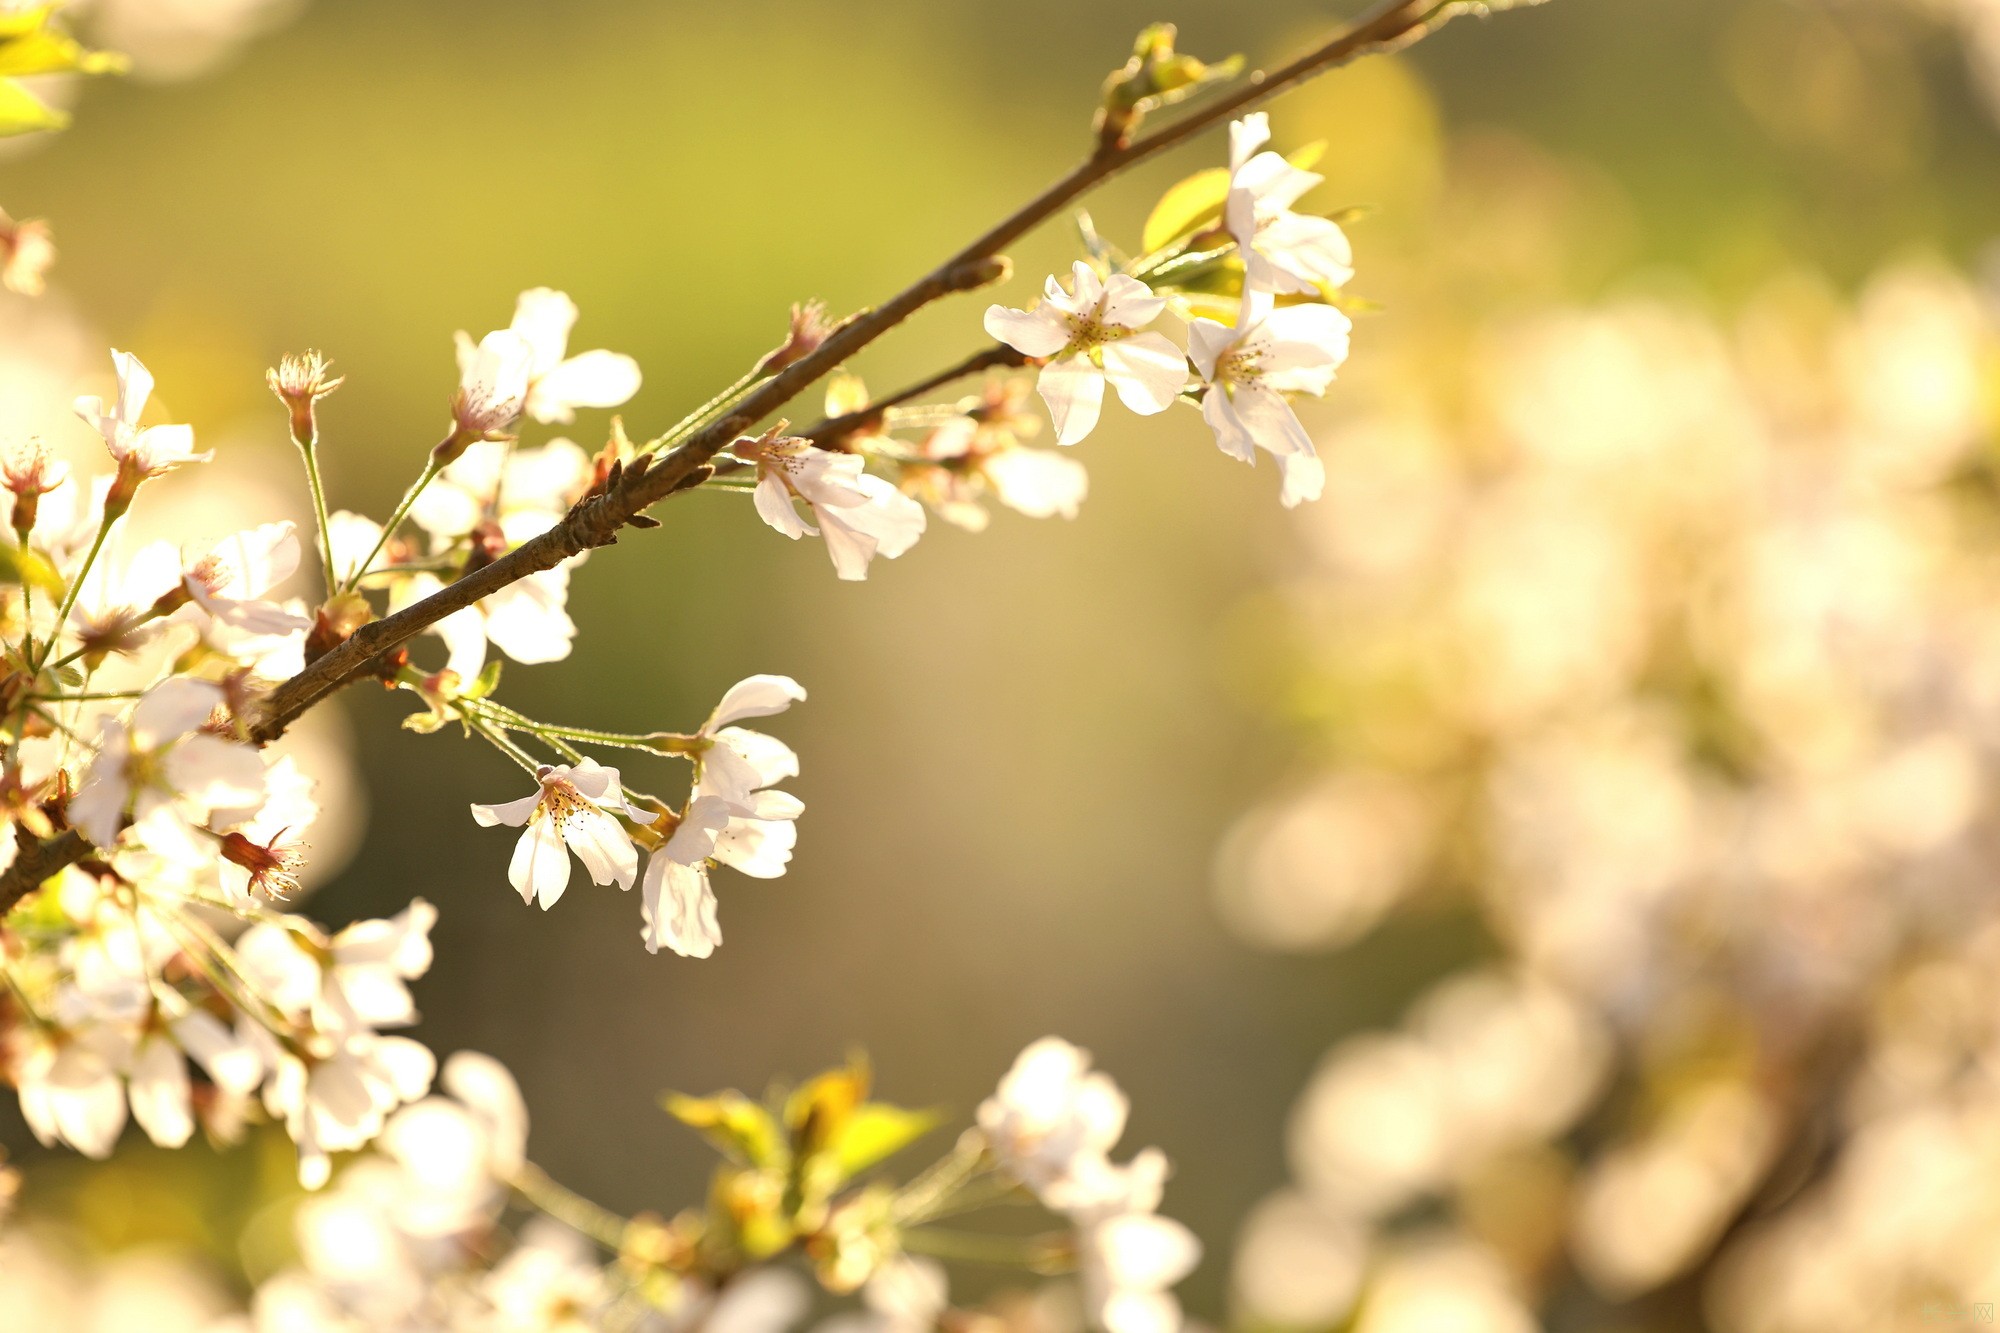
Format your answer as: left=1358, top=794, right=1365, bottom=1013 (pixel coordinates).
left=5, top=0, right=1998, bottom=1314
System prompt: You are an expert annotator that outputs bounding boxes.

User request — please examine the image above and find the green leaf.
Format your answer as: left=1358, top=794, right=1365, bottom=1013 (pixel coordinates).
left=468, top=659, right=503, bottom=699
left=664, top=1091, right=787, bottom=1169
left=0, top=5, right=58, bottom=40
left=1142, top=168, right=1231, bottom=255
left=0, top=539, right=65, bottom=593
left=0, top=21, right=124, bottom=79
left=0, top=80, right=63, bottom=137
left=1139, top=144, right=1327, bottom=257
left=784, top=1057, right=869, bottom=1157
left=830, top=1104, right=939, bottom=1178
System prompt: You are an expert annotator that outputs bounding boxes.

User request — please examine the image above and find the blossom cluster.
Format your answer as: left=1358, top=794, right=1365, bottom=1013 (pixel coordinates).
left=0, top=11, right=1378, bottom=1331
left=1221, top=258, right=2000, bottom=1330
left=0, top=1040, right=1198, bottom=1333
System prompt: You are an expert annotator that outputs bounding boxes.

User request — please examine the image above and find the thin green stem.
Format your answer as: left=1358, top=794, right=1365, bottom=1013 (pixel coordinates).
left=892, top=1132, right=992, bottom=1225
left=341, top=458, right=442, bottom=594
left=36, top=512, right=115, bottom=673
left=296, top=438, right=340, bottom=595
left=509, top=1162, right=631, bottom=1251
left=26, top=689, right=143, bottom=704
left=20, top=578, right=33, bottom=663
left=475, top=703, right=681, bottom=755
left=464, top=712, right=544, bottom=776
left=650, top=366, right=771, bottom=455
left=900, top=1228, right=1056, bottom=1267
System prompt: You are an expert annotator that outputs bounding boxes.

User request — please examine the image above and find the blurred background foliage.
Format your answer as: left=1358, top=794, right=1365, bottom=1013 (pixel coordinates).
left=4, top=0, right=2000, bottom=1325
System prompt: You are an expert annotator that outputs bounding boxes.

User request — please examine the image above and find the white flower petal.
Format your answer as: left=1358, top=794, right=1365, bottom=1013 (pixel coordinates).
left=641, top=855, right=721, bottom=958
left=129, top=1034, right=193, bottom=1149
left=708, top=675, right=807, bottom=729
left=984, top=304, right=1072, bottom=358
left=561, top=808, right=638, bottom=890
left=527, top=350, right=643, bottom=424
left=1098, top=275, right=1167, bottom=330
left=511, top=818, right=571, bottom=909
left=1100, top=333, right=1188, bottom=416
left=754, top=471, right=815, bottom=539
left=1038, top=357, right=1106, bottom=447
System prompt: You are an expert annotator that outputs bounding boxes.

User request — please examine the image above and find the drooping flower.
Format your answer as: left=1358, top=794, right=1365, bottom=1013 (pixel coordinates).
left=985, top=263, right=1189, bottom=445
left=175, top=520, right=315, bottom=639
left=1186, top=291, right=1350, bottom=507
left=470, top=760, right=644, bottom=909
left=235, top=900, right=439, bottom=1039
left=903, top=381, right=1089, bottom=532
left=457, top=288, right=642, bottom=426
left=640, top=675, right=807, bottom=958
left=640, top=796, right=732, bottom=959
left=980, top=1039, right=1200, bottom=1333
left=72, top=349, right=211, bottom=483
left=1225, top=113, right=1355, bottom=296
left=10, top=1025, right=132, bottom=1159
left=262, top=1032, right=437, bottom=1190
left=736, top=433, right=926, bottom=581
left=234, top=903, right=441, bottom=1186
left=69, top=678, right=267, bottom=852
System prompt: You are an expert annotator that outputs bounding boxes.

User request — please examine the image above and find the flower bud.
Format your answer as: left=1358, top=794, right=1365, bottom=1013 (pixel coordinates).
left=756, top=301, right=835, bottom=375
left=1095, top=24, right=1241, bottom=151
left=266, top=350, right=344, bottom=449
left=1, top=439, right=67, bottom=544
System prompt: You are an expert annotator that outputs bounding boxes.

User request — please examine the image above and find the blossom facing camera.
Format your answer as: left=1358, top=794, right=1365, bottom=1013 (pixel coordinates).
left=1187, top=290, right=1350, bottom=507
left=984, top=263, right=1189, bottom=445
left=470, top=759, right=646, bottom=909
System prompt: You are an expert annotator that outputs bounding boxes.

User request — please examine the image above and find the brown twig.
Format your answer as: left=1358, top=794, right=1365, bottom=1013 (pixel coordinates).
left=802, top=344, right=1028, bottom=450
left=0, top=0, right=1503, bottom=910
left=0, top=829, right=85, bottom=917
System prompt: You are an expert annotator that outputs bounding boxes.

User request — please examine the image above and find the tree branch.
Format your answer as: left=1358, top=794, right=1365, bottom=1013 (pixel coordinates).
left=250, top=0, right=1449, bottom=739
left=0, top=829, right=86, bottom=918
left=803, top=344, right=1027, bottom=450
left=0, top=0, right=1510, bottom=910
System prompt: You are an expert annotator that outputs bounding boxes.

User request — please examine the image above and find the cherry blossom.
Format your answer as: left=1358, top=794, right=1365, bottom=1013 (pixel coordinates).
left=456, top=288, right=642, bottom=426
left=69, top=678, right=267, bottom=852
left=175, top=520, right=314, bottom=640
left=448, top=329, right=534, bottom=444
left=1225, top=113, right=1355, bottom=296
left=1186, top=291, right=1349, bottom=507
left=72, top=349, right=212, bottom=482
left=640, top=795, right=732, bottom=958
left=738, top=433, right=927, bottom=581
left=471, top=760, right=645, bottom=909
left=984, top=263, right=1188, bottom=445
left=904, top=380, right=1089, bottom=532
